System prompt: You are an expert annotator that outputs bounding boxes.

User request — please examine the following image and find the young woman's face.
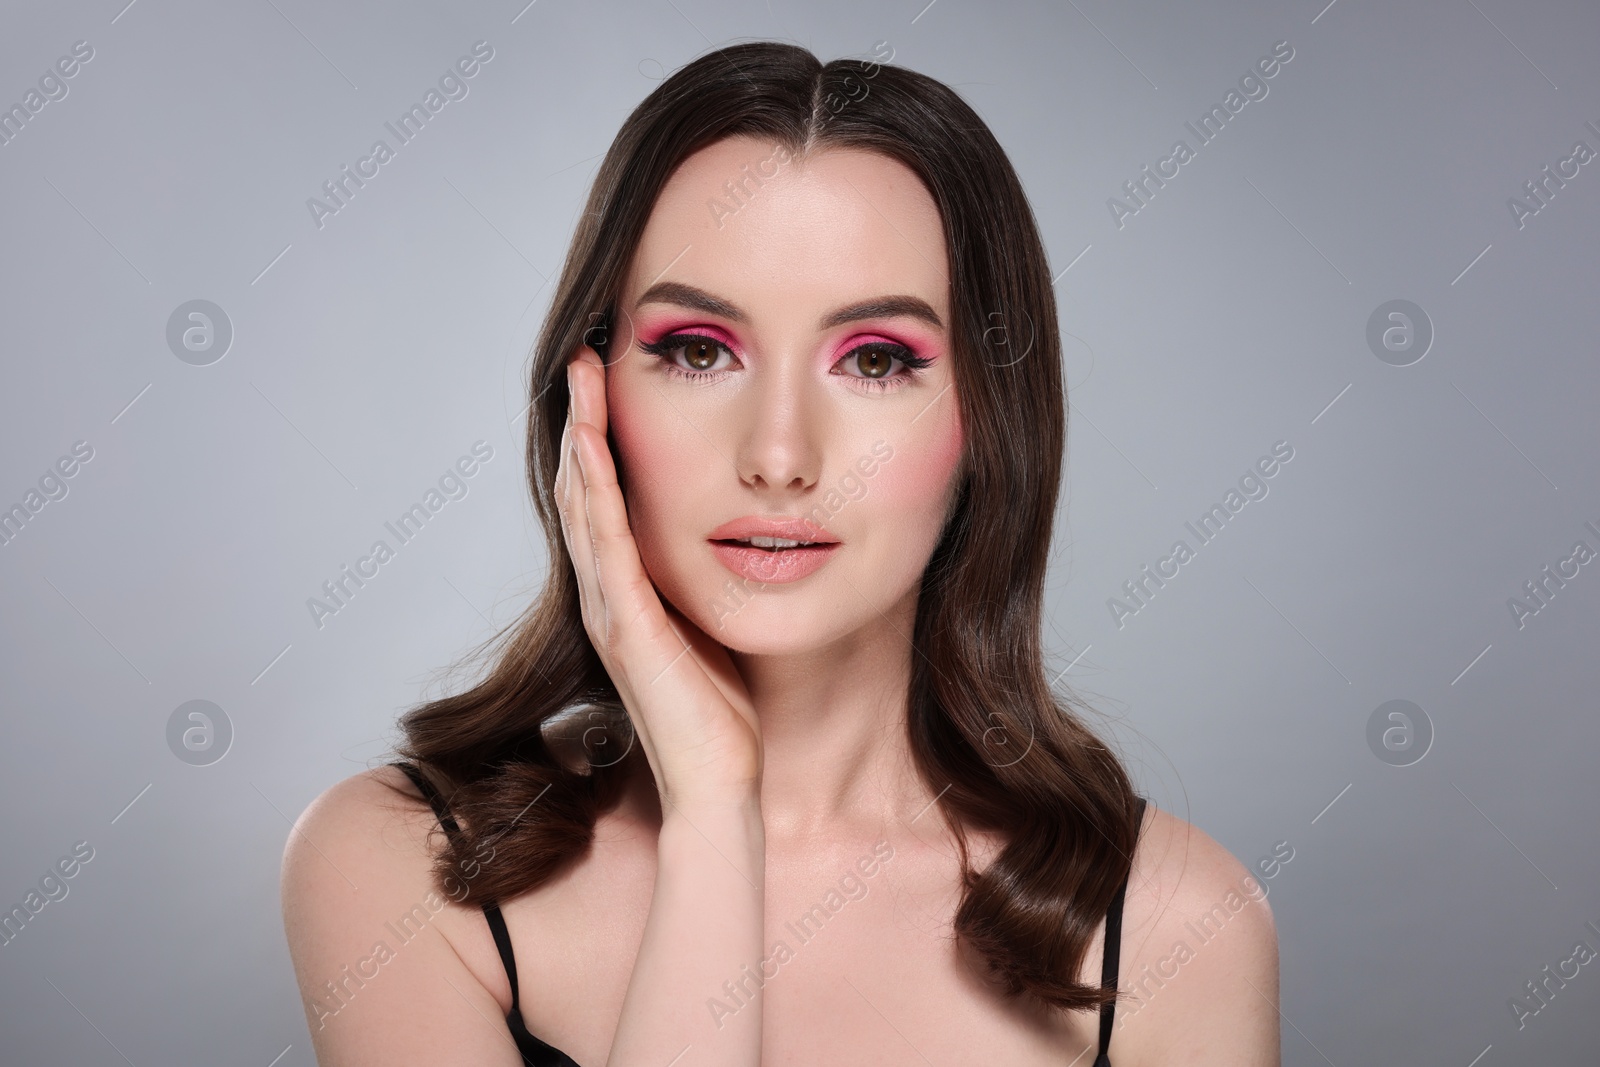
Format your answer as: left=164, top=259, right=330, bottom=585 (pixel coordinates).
left=601, top=135, right=964, bottom=655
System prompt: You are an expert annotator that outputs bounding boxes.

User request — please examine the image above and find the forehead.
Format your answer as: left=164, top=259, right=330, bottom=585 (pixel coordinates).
left=621, top=136, right=949, bottom=324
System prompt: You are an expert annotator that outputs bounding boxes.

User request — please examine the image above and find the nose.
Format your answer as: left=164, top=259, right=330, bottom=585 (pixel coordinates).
left=733, top=360, right=823, bottom=494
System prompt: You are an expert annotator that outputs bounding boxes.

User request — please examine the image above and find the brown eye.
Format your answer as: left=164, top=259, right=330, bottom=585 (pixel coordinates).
left=639, top=333, right=736, bottom=377
left=852, top=344, right=897, bottom=378
left=684, top=339, right=720, bottom=370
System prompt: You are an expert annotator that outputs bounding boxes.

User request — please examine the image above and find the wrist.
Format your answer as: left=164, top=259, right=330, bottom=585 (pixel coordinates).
left=659, top=788, right=763, bottom=834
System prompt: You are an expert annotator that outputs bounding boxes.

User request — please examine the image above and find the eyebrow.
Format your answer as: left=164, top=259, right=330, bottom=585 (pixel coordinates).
left=634, top=281, right=944, bottom=332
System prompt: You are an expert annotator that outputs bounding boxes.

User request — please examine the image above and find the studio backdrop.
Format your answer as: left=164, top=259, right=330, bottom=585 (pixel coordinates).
left=2, top=0, right=1597, bottom=1063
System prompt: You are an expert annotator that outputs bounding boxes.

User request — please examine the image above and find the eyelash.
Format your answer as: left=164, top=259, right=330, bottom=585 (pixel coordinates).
left=637, top=332, right=933, bottom=392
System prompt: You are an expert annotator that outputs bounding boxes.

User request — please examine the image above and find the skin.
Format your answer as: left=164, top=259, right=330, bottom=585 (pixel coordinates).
left=595, top=134, right=966, bottom=842
left=280, top=135, right=1280, bottom=1066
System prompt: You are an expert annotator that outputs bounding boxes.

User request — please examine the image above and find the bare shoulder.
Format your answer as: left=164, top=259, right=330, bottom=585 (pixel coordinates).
left=280, top=766, right=439, bottom=927
left=281, top=764, right=435, bottom=880
left=1111, top=803, right=1282, bottom=1066
left=278, top=765, right=526, bottom=1066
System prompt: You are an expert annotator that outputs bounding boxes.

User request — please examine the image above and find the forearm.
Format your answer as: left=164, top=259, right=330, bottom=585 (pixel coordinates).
left=606, top=796, right=765, bottom=1067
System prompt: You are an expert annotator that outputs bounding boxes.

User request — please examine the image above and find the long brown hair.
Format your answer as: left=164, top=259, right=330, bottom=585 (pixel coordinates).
left=392, top=39, right=1143, bottom=1014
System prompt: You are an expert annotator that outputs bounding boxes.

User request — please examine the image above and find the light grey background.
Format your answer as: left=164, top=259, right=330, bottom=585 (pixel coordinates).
left=2, top=0, right=1596, bottom=1063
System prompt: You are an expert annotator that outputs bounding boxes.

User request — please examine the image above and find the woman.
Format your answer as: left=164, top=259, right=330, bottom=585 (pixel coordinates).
left=281, top=40, right=1280, bottom=1066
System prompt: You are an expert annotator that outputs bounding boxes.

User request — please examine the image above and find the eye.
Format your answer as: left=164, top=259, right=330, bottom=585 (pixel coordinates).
left=834, top=342, right=933, bottom=391
left=638, top=333, right=738, bottom=379
left=638, top=332, right=934, bottom=391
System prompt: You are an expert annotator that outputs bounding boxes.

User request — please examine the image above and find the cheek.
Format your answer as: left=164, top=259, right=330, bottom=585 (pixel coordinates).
left=605, top=378, right=708, bottom=567
left=841, top=401, right=964, bottom=597
left=873, top=402, right=964, bottom=531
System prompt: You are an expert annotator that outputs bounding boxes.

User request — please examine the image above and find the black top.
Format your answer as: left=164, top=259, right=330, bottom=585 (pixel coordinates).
left=392, top=761, right=1146, bottom=1066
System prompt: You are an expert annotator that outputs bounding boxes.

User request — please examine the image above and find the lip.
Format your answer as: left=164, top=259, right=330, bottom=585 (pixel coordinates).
left=707, top=516, right=840, bottom=544
left=707, top=515, right=842, bottom=585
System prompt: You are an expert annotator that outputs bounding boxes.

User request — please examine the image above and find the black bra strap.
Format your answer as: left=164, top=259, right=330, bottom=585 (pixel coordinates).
left=1095, top=795, right=1148, bottom=1064
left=391, top=761, right=524, bottom=1013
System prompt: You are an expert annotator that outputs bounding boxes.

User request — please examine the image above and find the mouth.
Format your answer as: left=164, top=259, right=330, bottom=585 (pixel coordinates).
left=705, top=517, right=841, bottom=583
left=711, top=535, right=826, bottom=552
left=707, top=538, right=841, bottom=583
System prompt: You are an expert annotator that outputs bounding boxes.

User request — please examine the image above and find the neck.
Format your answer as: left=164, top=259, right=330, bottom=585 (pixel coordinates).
left=733, top=589, right=941, bottom=846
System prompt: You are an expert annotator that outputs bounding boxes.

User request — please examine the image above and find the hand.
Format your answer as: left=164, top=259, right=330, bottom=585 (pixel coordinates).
left=556, top=349, right=763, bottom=813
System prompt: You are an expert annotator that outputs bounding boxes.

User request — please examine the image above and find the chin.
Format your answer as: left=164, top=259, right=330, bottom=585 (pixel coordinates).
left=681, top=577, right=833, bottom=654
left=706, top=619, right=823, bottom=656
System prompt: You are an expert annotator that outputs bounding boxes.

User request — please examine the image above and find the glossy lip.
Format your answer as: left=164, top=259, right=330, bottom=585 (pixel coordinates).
left=706, top=516, right=841, bottom=544
left=707, top=516, right=842, bottom=585
left=709, top=541, right=841, bottom=584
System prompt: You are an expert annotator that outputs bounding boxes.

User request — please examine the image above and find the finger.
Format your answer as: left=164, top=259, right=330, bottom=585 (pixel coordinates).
left=558, top=418, right=604, bottom=634
left=562, top=355, right=590, bottom=505
left=571, top=421, right=677, bottom=666
left=570, top=354, right=642, bottom=650
left=555, top=429, right=585, bottom=578
left=660, top=599, right=757, bottom=723
left=570, top=350, right=609, bottom=438
left=556, top=363, right=577, bottom=536
left=563, top=358, right=609, bottom=623
left=569, top=358, right=617, bottom=630
left=560, top=361, right=577, bottom=501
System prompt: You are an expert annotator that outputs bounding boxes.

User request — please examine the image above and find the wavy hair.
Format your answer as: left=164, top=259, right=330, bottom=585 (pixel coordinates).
left=392, top=38, right=1143, bottom=1014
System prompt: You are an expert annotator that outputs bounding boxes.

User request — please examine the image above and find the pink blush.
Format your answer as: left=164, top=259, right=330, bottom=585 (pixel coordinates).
left=867, top=404, right=964, bottom=521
